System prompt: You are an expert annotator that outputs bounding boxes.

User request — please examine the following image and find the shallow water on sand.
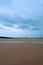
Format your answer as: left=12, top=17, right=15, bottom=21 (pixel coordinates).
left=0, top=39, right=43, bottom=44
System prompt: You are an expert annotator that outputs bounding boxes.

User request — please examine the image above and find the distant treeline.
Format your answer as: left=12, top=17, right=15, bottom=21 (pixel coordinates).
left=0, top=37, right=43, bottom=39
left=0, top=37, right=13, bottom=39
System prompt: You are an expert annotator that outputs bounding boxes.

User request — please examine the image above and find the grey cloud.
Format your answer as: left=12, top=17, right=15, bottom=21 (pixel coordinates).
left=0, top=15, right=43, bottom=31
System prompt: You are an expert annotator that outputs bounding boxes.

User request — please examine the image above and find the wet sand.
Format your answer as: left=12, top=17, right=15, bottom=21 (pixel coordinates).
left=0, top=39, right=43, bottom=65
left=0, top=39, right=43, bottom=43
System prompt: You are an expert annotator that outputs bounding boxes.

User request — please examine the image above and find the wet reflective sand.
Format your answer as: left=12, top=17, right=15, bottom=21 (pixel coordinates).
left=0, top=39, right=43, bottom=44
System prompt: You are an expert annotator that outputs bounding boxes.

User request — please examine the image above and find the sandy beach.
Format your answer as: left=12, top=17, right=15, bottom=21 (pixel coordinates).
left=0, top=39, right=43, bottom=65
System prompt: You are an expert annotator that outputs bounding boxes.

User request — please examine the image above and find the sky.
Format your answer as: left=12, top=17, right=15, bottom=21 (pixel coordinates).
left=0, top=0, right=43, bottom=38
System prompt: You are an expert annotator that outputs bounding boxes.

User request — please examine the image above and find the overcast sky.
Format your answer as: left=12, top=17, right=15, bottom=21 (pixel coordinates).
left=0, top=0, right=43, bottom=38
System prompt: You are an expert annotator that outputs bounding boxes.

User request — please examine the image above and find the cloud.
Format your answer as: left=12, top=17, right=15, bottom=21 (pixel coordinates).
left=0, top=23, right=43, bottom=38
left=0, top=0, right=43, bottom=19
left=0, top=0, right=43, bottom=37
left=0, top=6, right=14, bottom=17
left=0, top=24, right=32, bottom=37
left=0, top=21, right=40, bottom=31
